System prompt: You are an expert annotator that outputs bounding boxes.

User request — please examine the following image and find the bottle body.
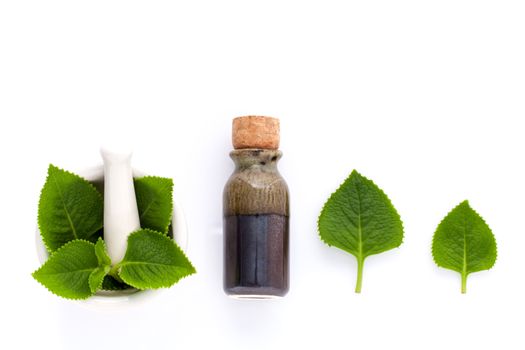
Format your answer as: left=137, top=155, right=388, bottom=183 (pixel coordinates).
left=223, top=149, right=290, bottom=298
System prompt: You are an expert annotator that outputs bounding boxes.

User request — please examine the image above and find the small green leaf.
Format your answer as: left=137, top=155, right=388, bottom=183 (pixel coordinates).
left=116, top=229, right=195, bottom=290
left=432, top=201, right=497, bottom=293
left=89, top=266, right=110, bottom=293
left=318, top=170, right=403, bottom=293
left=32, top=240, right=101, bottom=299
left=95, top=238, right=111, bottom=267
left=134, top=176, right=174, bottom=234
left=38, top=165, right=103, bottom=252
left=89, top=239, right=111, bottom=293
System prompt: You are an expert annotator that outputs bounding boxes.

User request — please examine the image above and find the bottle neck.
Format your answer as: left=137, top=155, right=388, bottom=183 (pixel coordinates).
left=230, top=149, right=282, bottom=172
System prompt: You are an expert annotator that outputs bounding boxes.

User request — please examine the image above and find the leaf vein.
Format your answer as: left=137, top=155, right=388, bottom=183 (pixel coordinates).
left=51, top=171, right=78, bottom=240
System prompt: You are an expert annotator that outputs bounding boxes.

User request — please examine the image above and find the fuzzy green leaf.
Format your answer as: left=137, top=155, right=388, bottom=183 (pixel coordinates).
left=38, top=165, right=103, bottom=252
left=89, top=266, right=110, bottom=293
left=32, top=240, right=102, bottom=299
left=134, top=176, right=174, bottom=234
left=432, top=200, right=497, bottom=293
left=95, top=238, right=111, bottom=266
left=116, top=229, right=195, bottom=290
left=318, top=170, right=403, bottom=293
left=89, top=239, right=111, bottom=293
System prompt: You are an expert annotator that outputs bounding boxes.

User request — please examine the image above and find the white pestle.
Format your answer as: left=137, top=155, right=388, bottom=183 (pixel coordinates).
left=100, top=146, right=141, bottom=264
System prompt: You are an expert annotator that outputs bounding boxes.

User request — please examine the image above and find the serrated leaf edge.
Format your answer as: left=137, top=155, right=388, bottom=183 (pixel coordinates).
left=134, top=176, right=174, bottom=235
left=317, top=170, right=405, bottom=256
left=89, top=266, right=111, bottom=293
left=117, top=229, right=196, bottom=290
left=32, top=239, right=97, bottom=300
left=317, top=170, right=358, bottom=251
left=431, top=200, right=498, bottom=274
left=37, top=164, right=104, bottom=253
left=95, top=237, right=111, bottom=267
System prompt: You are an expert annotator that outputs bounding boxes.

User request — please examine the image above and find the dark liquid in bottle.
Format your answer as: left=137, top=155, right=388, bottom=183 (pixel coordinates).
left=224, top=214, right=289, bottom=298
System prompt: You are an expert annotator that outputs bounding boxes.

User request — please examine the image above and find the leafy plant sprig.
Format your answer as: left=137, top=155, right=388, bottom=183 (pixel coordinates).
left=318, top=170, right=404, bottom=293
left=33, top=165, right=195, bottom=300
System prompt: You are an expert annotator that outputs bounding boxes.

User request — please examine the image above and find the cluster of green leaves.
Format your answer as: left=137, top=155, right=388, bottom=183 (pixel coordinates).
left=318, top=171, right=497, bottom=294
left=33, top=165, right=195, bottom=300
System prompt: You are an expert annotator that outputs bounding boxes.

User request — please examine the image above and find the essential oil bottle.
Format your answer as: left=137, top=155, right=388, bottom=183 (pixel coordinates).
left=223, top=116, right=290, bottom=299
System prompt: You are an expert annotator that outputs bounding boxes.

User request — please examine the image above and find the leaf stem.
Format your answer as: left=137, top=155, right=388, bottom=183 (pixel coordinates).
left=109, top=264, right=123, bottom=282
left=461, top=272, right=467, bottom=294
left=355, top=256, right=364, bottom=293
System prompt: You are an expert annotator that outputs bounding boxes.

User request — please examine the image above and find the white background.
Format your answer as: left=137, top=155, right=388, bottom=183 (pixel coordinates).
left=1, top=1, right=524, bottom=349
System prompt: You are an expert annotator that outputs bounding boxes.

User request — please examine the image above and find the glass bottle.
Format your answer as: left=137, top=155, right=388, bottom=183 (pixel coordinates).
left=223, top=116, right=290, bottom=299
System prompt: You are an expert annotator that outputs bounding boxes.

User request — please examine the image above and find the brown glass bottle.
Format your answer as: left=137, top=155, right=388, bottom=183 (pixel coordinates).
left=223, top=117, right=290, bottom=298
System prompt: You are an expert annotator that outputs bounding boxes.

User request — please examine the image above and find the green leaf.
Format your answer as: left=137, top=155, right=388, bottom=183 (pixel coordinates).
left=32, top=240, right=102, bottom=299
left=89, top=238, right=112, bottom=293
left=95, top=238, right=111, bottom=266
left=116, top=229, right=195, bottom=290
left=38, top=165, right=103, bottom=252
left=432, top=200, right=497, bottom=293
left=134, top=176, right=174, bottom=234
left=89, top=266, right=110, bottom=293
left=318, top=170, right=404, bottom=293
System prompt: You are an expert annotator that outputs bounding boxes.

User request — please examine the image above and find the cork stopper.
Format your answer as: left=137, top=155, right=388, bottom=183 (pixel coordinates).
left=232, top=116, right=280, bottom=150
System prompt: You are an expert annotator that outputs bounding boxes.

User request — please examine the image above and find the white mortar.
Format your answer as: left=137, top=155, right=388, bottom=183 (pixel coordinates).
left=35, top=165, right=188, bottom=306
